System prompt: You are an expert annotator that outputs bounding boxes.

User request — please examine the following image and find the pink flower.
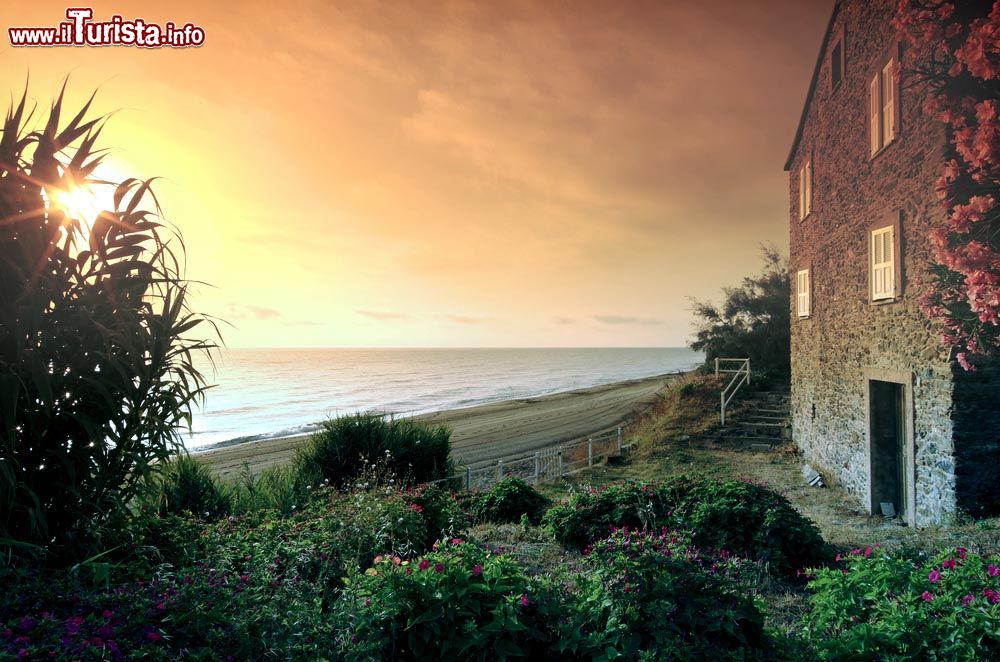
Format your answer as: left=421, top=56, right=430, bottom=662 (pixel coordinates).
left=409, top=503, right=423, bottom=513
left=520, top=594, right=530, bottom=607
left=988, top=564, right=999, bottom=577
left=472, top=564, right=483, bottom=577
left=864, top=546, right=873, bottom=558
left=962, top=594, right=975, bottom=606
left=942, top=558, right=957, bottom=569
left=418, top=559, right=430, bottom=571
left=922, top=591, right=934, bottom=602
left=929, top=569, right=942, bottom=583
left=434, top=563, right=445, bottom=573
left=956, top=547, right=968, bottom=560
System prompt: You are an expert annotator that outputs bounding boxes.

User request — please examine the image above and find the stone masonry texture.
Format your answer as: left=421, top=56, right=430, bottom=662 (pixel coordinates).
left=786, top=0, right=999, bottom=525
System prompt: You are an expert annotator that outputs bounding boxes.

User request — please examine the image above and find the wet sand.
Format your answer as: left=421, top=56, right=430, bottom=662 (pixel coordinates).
left=195, top=373, right=681, bottom=480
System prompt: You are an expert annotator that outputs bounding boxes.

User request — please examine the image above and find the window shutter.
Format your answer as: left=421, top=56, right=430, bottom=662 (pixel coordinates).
left=797, top=269, right=810, bottom=317
left=882, top=60, right=896, bottom=144
left=805, top=158, right=813, bottom=216
left=870, top=73, right=881, bottom=155
left=799, top=165, right=806, bottom=220
left=871, top=226, right=894, bottom=300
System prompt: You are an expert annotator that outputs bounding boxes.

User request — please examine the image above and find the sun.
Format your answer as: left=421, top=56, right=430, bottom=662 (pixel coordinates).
left=48, top=163, right=128, bottom=239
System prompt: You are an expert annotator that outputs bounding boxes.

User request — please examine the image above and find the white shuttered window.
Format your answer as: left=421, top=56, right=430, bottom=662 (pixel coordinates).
left=870, top=56, right=899, bottom=156
left=882, top=59, right=896, bottom=144
left=796, top=269, right=811, bottom=318
left=869, top=74, right=881, bottom=155
left=871, top=226, right=895, bottom=300
left=799, top=158, right=813, bottom=220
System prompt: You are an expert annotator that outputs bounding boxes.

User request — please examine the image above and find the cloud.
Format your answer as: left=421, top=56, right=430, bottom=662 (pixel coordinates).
left=444, top=314, right=485, bottom=325
left=358, top=310, right=410, bottom=321
left=227, top=304, right=283, bottom=321
left=553, top=316, right=575, bottom=325
left=593, top=315, right=663, bottom=326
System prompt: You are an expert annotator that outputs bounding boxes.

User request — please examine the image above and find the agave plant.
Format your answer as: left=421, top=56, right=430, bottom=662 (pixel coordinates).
left=0, top=83, right=217, bottom=560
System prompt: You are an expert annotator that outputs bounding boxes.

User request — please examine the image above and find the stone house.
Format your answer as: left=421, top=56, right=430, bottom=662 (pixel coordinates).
left=785, top=0, right=998, bottom=526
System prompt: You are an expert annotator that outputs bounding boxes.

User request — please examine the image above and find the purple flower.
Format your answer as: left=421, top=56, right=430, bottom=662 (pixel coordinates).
left=418, top=559, right=430, bottom=571
left=434, top=563, right=445, bottom=573
left=97, top=624, right=114, bottom=640
left=928, top=569, right=941, bottom=583
left=988, top=564, right=999, bottom=577
left=520, top=594, right=530, bottom=607
left=922, top=591, right=934, bottom=602
left=16, top=617, right=35, bottom=633
left=962, top=594, right=975, bottom=606
left=472, top=564, right=483, bottom=577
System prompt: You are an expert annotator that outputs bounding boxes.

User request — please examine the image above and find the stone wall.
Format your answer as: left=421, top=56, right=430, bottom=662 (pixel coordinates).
left=787, top=0, right=960, bottom=525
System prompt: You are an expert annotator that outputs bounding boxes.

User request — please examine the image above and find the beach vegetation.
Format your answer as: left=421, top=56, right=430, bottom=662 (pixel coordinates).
left=294, top=413, right=453, bottom=488
left=144, top=454, right=231, bottom=521
left=689, top=245, right=790, bottom=378
left=543, top=476, right=828, bottom=578
left=472, top=477, right=551, bottom=525
left=0, top=86, right=216, bottom=562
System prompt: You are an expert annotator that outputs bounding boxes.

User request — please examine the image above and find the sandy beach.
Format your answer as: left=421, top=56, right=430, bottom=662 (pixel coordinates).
left=196, top=373, right=681, bottom=480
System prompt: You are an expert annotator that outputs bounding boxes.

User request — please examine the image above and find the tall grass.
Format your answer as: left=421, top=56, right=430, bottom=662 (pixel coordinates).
left=142, top=414, right=456, bottom=521
left=294, top=413, right=453, bottom=488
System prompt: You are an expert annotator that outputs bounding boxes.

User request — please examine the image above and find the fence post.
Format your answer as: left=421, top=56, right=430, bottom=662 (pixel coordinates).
left=715, top=357, right=719, bottom=377
left=497, top=459, right=503, bottom=481
left=588, top=438, right=593, bottom=468
left=558, top=446, right=563, bottom=477
left=533, top=452, right=540, bottom=483
left=617, top=426, right=622, bottom=454
left=465, top=467, right=471, bottom=491
left=721, top=392, right=726, bottom=426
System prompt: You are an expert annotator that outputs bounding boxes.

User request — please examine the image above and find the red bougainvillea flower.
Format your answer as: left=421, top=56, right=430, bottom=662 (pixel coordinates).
left=409, top=503, right=423, bottom=513
left=864, top=546, right=873, bottom=558
left=942, top=558, right=957, bottom=569
left=418, top=559, right=430, bottom=571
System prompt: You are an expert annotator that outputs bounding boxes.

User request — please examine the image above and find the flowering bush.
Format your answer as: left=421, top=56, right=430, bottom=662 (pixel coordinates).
left=472, top=477, right=551, bottom=525
left=405, top=483, right=467, bottom=547
left=334, top=539, right=562, bottom=660
left=804, top=545, right=1000, bottom=659
left=543, top=477, right=828, bottom=577
left=894, top=1, right=1000, bottom=367
left=566, top=527, right=770, bottom=659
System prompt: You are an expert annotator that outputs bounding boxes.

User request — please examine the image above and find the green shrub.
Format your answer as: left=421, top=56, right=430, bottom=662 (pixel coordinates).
left=227, top=462, right=311, bottom=516
left=544, top=477, right=827, bottom=577
left=803, top=546, right=1000, bottom=659
left=566, top=527, right=770, bottom=659
left=295, top=413, right=453, bottom=488
left=407, top=484, right=467, bottom=547
left=473, top=477, right=551, bottom=525
left=334, top=539, right=563, bottom=660
left=147, top=454, right=231, bottom=520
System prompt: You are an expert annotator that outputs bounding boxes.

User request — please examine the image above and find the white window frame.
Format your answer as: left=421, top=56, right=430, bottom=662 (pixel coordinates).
left=870, top=226, right=895, bottom=301
left=870, top=56, right=899, bottom=157
left=796, top=269, right=811, bottom=318
left=799, top=156, right=813, bottom=220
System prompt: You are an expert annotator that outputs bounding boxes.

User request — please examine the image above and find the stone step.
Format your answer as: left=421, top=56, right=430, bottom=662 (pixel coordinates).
left=743, top=415, right=787, bottom=422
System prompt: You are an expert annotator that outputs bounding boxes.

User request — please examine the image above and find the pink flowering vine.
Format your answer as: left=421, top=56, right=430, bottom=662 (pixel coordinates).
left=895, top=1, right=1000, bottom=368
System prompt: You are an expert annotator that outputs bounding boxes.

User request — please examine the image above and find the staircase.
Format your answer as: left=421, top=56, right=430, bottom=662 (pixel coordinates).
left=715, top=387, right=791, bottom=450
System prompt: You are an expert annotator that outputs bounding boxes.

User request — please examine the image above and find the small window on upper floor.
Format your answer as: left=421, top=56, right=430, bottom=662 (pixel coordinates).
left=798, top=155, right=813, bottom=221
left=830, top=34, right=845, bottom=92
left=796, top=269, right=811, bottom=318
left=869, top=52, right=900, bottom=157
left=870, top=212, right=902, bottom=302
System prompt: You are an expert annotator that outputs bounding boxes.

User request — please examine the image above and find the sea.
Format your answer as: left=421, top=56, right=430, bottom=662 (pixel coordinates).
left=185, top=347, right=704, bottom=450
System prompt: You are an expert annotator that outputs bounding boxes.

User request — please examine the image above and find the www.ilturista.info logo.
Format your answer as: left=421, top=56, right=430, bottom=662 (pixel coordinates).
left=8, top=8, right=205, bottom=48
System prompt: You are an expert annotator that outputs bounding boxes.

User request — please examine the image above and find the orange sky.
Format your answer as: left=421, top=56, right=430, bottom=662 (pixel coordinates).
left=1, top=0, right=832, bottom=348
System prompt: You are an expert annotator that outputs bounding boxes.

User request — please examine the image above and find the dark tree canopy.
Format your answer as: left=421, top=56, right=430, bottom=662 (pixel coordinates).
left=688, top=247, right=790, bottom=376
left=0, top=85, right=216, bottom=560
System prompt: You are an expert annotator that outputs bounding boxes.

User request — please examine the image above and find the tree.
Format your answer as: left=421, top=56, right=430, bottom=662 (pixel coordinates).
left=0, top=84, right=216, bottom=560
left=688, top=246, right=790, bottom=376
left=894, top=0, right=1000, bottom=370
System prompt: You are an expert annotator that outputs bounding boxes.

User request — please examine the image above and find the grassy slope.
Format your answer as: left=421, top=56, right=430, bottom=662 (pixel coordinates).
left=473, top=373, right=1000, bottom=636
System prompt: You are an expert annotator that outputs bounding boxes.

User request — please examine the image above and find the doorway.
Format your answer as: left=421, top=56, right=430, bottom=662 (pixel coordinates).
left=869, top=380, right=907, bottom=520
